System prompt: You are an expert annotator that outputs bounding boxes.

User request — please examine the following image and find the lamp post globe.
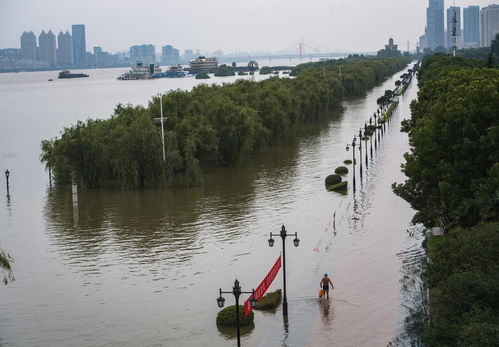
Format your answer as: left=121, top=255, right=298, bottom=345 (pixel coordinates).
left=217, top=295, right=225, bottom=308
left=268, top=234, right=275, bottom=247
left=250, top=295, right=258, bottom=308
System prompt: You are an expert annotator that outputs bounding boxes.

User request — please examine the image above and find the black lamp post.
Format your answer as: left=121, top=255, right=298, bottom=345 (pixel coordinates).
left=378, top=114, right=382, bottom=139
left=373, top=114, right=378, bottom=150
left=364, top=123, right=369, bottom=168
left=217, top=279, right=257, bottom=347
left=267, top=225, right=299, bottom=316
left=346, top=136, right=357, bottom=192
left=5, top=169, right=10, bottom=195
left=369, top=118, right=373, bottom=159
left=358, top=129, right=363, bottom=177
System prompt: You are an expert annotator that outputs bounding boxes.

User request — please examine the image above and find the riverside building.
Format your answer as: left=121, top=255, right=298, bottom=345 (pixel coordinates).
left=20, top=31, right=37, bottom=62
left=463, top=6, right=480, bottom=48
left=38, top=30, right=57, bottom=66
left=481, top=4, right=499, bottom=47
left=130, top=44, right=156, bottom=64
left=57, top=31, right=73, bottom=66
left=426, top=0, right=445, bottom=49
left=72, top=24, right=86, bottom=66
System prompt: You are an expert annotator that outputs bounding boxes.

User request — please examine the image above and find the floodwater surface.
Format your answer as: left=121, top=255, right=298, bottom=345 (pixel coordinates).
left=0, top=63, right=422, bottom=346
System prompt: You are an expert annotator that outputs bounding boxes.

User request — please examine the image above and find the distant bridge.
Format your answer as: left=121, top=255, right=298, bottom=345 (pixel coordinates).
left=218, top=52, right=377, bottom=64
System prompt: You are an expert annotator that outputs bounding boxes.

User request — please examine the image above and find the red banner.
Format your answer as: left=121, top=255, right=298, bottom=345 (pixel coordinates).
left=244, top=255, right=281, bottom=316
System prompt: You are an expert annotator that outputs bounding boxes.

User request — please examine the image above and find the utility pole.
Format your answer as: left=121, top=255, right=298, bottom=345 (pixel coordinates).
left=159, top=93, right=166, bottom=161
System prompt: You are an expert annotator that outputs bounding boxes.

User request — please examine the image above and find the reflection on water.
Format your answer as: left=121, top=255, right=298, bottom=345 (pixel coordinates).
left=217, top=323, right=255, bottom=339
left=394, top=225, right=428, bottom=346
left=319, top=298, right=333, bottom=327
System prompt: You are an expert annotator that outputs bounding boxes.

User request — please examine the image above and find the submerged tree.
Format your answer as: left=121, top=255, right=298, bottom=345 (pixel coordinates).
left=41, top=56, right=411, bottom=189
left=0, top=248, right=14, bottom=285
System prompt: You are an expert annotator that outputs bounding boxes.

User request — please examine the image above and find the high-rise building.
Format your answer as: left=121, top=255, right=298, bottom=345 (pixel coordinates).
left=446, top=6, right=461, bottom=49
left=57, top=31, right=73, bottom=66
left=129, top=44, right=155, bottom=63
left=183, top=49, right=194, bottom=61
left=39, top=30, right=57, bottom=66
left=481, top=5, right=499, bottom=47
left=463, top=6, right=480, bottom=48
left=72, top=24, right=86, bottom=66
left=93, top=46, right=110, bottom=67
left=426, top=0, right=445, bottom=49
left=161, top=45, right=180, bottom=65
left=20, top=31, right=37, bottom=61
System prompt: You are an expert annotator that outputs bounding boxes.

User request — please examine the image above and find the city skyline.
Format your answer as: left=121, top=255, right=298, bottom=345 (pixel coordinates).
left=1, top=0, right=497, bottom=54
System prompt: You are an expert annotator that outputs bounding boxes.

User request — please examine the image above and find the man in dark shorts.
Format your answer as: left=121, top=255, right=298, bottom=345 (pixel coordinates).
left=320, top=273, right=334, bottom=299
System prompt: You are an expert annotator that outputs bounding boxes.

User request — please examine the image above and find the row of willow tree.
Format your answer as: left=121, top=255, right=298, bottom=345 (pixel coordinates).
left=393, top=55, right=499, bottom=345
left=41, top=56, right=410, bottom=189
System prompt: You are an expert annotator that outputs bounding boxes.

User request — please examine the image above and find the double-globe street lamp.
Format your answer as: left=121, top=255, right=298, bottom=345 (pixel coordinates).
left=217, top=279, right=257, bottom=347
left=268, top=225, right=299, bottom=316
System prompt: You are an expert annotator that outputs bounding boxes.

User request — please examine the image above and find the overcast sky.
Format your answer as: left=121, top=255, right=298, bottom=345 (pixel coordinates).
left=0, top=0, right=496, bottom=54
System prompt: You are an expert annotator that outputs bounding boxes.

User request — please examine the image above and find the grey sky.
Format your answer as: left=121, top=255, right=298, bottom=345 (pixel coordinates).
left=0, top=0, right=495, bottom=54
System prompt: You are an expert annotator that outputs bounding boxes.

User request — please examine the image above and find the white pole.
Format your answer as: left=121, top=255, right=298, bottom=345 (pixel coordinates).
left=159, top=93, right=166, bottom=161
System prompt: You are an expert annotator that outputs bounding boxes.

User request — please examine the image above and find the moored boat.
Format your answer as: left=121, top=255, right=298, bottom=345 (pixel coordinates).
left=117, top=61, right=162, bottom=80
left=152, top=65, right=189, bottom=78
left=58, top=70, right=89, bottom=79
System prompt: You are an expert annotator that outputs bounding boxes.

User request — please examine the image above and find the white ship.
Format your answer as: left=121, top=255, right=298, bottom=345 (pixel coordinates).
left=189, top=56, right=218, bottom=73
left=117, top=61, right=162, bottom=80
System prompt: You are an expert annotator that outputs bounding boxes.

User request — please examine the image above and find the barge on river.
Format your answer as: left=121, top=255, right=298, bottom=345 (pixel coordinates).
left=58, top=70, right=89, bottom=79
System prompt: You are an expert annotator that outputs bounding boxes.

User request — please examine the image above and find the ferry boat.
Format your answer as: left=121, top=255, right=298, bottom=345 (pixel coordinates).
left=58, top=70, right=89, bottom=79
left=152, top=65, right=189, bottom=78
left=189, top=56, right=218, bottom=73
left=117, top=61, right=162, bottom=80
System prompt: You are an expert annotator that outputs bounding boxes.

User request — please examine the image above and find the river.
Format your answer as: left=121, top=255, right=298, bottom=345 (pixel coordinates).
left=0, top=61, right=424, bottom=346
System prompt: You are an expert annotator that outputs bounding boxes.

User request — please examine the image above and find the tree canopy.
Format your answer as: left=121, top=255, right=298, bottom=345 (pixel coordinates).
left=41, top=56, right=410, bottom=189
left=393, top=54, right=499, bottom=346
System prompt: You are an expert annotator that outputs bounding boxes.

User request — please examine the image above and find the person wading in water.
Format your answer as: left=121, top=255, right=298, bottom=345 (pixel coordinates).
left=320, top=274, right=334, bottom=299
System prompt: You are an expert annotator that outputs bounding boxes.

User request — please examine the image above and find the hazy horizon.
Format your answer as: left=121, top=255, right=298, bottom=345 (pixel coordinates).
left=1, top=0, right=496, bottom=54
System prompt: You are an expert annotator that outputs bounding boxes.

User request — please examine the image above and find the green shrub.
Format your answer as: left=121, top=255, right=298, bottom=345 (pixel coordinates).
left=343, top=159, right=352, bottom=164
left=335, top=166, right=348, bottom=174
left=383, top=100, right=398, bottom=121
left=327, top=181, right=348, bottom=193
left=195, top=72, right=210, bottom=79
left=214, top=64, right=236, bottom=77
left=255, top=289, right=282, bottom=310
left=259, top=66, right=273, bottom=75
left=325, top=174, right=342, bottom=186
left=217, top=305, right=254, bottom=327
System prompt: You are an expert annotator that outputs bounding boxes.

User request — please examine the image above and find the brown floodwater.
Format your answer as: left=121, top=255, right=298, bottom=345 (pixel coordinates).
left=0, top=63, right=423, bottom=346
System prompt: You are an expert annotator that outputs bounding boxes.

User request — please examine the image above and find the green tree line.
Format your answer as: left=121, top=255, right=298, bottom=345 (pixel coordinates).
left=393, top=54, right=499, bottom=345
left=41, top=56, right=410, bottom=189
